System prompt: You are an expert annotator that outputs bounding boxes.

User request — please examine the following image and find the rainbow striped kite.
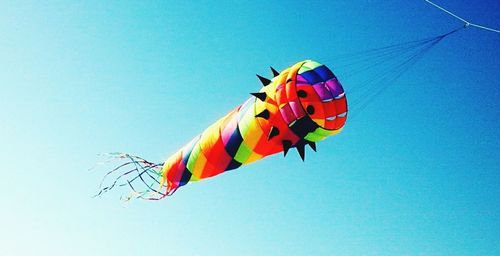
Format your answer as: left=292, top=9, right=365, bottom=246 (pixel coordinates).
left=97, top=60, right=347, bottom=200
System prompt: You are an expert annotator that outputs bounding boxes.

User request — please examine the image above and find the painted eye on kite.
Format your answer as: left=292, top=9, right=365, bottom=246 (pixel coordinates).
left=306, top=105, right=315, bottom=115
left=297, top=90, right=307, bottom=98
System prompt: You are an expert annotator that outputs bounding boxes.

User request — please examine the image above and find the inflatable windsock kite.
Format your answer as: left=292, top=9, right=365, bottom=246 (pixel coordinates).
left=98, top=60, right=348, bottom=200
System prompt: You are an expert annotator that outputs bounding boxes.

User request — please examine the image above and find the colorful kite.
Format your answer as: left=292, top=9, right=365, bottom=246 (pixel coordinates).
left=97, top=60, right=348, bottom=200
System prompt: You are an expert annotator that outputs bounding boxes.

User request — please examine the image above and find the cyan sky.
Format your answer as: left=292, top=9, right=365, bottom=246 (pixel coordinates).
left=1, top=1, right=499, bottom=255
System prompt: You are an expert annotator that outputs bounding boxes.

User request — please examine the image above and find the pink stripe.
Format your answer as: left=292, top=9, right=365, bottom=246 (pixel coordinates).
left=221, top=118, right=238, bottom=144
left=279, top=104, right=296, bottom=124
left=289, top=100, right=305, bottom=119
left=296, top=74, right=308, bottom=84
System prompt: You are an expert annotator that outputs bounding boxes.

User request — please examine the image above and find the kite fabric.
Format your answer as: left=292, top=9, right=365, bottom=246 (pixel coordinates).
left=97, top=60, right=348, bottom=200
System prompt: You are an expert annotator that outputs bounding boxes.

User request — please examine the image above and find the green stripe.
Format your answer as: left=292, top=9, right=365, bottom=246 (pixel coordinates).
left=304, top=132, right=325, bottom=142
left=299, top=60, right=322, bottom=74
left=238, top=107, right=255, bottom=138
left=234, top=141, right=253, bottom=163
left=186, top=143, right=202, bottom=171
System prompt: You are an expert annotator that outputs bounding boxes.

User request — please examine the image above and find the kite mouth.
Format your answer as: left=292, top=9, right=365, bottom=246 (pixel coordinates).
left=325, top=112, right=347, bottom=121
left=334, top=92, right=345, bottom=100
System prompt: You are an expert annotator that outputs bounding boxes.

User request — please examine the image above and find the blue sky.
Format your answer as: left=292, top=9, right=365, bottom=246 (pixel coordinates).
left=0, top=1, right=499, bottom=255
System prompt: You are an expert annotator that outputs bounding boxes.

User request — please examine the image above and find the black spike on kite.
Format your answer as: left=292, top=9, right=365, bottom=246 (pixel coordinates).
left=270, top=66, right=279, bottom=77
left=250, top=92, right=267, bottom=101
left=256, top=74, right=271, bottom=86
left=282, top=140, right=292, bottom=156
left=268, top=126, right=280, bottom=140
left=296, top=142, right=306, bottom=161
left=307, top=141, right=317, bottom=152
left=255, top=109, right=270, bottom=120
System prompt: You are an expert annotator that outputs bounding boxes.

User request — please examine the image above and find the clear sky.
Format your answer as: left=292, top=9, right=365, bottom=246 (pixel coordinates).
left=1, top=1, right=499, bottom=255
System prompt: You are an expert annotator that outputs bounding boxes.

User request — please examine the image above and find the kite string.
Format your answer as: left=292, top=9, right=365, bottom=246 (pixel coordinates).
left=424, top=0, right=500, bottom=33
left=336, top=26, right=462, bottom=119
left=348, top=35, right=446, bottom=119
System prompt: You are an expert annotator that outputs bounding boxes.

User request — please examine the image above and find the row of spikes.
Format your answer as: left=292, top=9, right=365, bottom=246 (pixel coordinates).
left=250, top=66, right=278, bottom=101
left=250, top=66, right=317, bottom=161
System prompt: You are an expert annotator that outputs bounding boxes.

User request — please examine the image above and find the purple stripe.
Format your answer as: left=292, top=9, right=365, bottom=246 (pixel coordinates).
left=325, top=79, right=344, bottom=97
left=313, top=83, right=333, bottom=101
left=279, top=104, right=296, bottom=124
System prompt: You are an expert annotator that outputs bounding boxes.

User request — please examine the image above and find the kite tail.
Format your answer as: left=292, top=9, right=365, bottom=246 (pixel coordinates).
left=94, top=153, right=175, bottom=201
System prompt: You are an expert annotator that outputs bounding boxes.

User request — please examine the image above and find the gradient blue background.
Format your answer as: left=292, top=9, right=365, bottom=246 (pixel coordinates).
left=1, top=1, right=499, bottom=255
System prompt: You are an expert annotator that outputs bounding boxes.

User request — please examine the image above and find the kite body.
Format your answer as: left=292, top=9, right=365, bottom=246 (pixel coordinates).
left=161, top=60, right=347, bottom=196
left=98, top=60, right=347, bottom=200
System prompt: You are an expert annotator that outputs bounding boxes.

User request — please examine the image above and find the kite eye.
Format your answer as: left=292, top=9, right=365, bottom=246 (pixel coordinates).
left=297, top=90, right=308, bottom=98
left=306, top=105, right=315, bottom=115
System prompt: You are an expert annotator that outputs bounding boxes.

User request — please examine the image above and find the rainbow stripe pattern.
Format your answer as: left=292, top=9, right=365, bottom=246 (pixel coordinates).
left=160, top=60, right=347, bottom=195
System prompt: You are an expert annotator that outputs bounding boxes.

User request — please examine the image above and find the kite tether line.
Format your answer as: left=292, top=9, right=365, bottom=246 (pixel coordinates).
left=330, top=27, right=464, bottom=120
left=322, top=1, right=499, bottom=119
left=424, top=0, right=500, bottom=33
